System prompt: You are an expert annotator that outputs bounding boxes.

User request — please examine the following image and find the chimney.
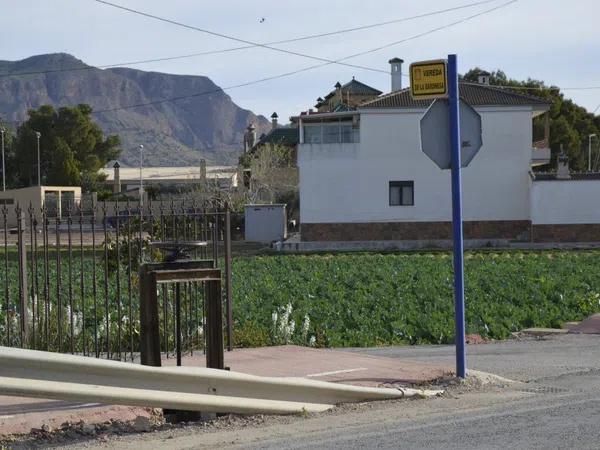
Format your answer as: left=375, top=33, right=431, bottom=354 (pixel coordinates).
left=556, top=147, right=571, bottom=179
left=112, top=161, right=121, bottom=194
left=243, top=123, right=257, bottom=152
left=335, top=81, right=342, bottom=103
left=389, top=57, right=404, bottom=91
left=200, top=159, right=207, bottom=184
left=477, top=71, right=491, bottom=85
left=271, top=112, right=278, bottom=129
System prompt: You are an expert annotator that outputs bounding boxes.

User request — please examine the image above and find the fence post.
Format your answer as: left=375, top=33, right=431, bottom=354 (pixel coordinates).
left=224, top=203, right=233, bottom=351
left=139, top=264, right=161, bottom=367
left=17, top=208, right=29, bottom=345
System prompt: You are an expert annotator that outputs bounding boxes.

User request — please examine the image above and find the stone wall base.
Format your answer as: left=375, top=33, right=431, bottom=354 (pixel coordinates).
left=532, top=224, right=600, bottom=242
left=301, top=220, right=531, bottom=242
left=301, top=221, right=600, bottom=243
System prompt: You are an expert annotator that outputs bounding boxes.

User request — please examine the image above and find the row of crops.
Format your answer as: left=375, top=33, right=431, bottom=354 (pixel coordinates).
left=232, top=251, right=600, bottom=347
left=2, top=250, right=600, bottom=350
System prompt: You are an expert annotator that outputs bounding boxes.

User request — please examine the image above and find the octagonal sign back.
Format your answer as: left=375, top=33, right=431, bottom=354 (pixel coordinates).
left=420, top=98, right=483, bottom=170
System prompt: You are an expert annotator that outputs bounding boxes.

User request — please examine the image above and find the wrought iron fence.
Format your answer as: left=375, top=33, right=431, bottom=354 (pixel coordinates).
left=0, top=198, right=233, bottom=361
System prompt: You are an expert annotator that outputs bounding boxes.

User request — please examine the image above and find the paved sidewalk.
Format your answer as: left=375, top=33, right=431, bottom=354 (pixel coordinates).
left=0, top=345, right=449, bottom=436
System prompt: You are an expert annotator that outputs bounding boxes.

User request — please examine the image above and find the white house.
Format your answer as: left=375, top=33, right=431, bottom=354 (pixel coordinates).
left=294, top=60, right=600, bottom=243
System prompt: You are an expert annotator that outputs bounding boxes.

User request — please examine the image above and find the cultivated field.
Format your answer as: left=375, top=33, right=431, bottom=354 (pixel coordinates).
left=233, top=251, right=600, bottom=347
left=2, top=251, right=600, bottom=351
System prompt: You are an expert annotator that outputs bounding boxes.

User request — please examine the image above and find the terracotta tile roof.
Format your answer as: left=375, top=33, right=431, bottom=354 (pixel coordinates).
left=360, top=83, right=551, bottom=109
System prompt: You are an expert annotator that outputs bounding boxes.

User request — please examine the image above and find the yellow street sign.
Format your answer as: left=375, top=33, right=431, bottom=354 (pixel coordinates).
left=409, top=60, right=448, bottom=100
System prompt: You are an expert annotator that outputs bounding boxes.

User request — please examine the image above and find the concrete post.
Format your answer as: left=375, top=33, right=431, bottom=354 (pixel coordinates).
left=113, top=161, right=121, bottom=194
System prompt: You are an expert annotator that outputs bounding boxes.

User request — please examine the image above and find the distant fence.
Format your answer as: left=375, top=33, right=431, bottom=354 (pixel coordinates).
left=1, top=199, right=234, bottom=361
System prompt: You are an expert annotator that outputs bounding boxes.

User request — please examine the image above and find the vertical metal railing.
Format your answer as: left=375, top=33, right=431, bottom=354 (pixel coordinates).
left=0, top=199, right=234, bottom=361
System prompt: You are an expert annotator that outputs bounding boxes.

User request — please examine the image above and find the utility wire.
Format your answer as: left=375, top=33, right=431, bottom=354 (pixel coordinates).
left=0, top=0, right=502, bottom=78
left=92, top=0, right=513, bottom=76
left=6, top=0, right=598, bottom=95
left=89, top=0, right=520, bottom=115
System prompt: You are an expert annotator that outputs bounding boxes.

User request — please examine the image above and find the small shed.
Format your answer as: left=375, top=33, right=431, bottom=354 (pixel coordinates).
left=0, top=186, right=82, bottom=227
left=244, top=204, right=287, bottom=243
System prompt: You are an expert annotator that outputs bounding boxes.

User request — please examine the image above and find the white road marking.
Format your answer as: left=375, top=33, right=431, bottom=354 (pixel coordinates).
left=0, top=415, right=15, bottom=419
left=306, top=368, right=368, bottom=377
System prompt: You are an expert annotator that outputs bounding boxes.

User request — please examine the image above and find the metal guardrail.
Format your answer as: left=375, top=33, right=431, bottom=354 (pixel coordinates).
left=0, top=347, right=443, bottom=414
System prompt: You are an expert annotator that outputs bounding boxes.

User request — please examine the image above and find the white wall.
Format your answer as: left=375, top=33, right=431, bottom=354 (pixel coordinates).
left=531, top=180, right=600, bottom=224
left=245, top=204, right=287, bottom=243
left=299, top=106, right=533, bottom=224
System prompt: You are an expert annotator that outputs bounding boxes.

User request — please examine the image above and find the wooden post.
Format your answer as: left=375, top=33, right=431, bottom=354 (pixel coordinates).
left=139, top=264, right=161, bottom=367
left=206, top=279, right=224, bottom=369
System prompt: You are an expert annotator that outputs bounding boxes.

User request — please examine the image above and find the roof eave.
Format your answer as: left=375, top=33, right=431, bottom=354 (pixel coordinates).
left=291, top=111, right=359, bottom=122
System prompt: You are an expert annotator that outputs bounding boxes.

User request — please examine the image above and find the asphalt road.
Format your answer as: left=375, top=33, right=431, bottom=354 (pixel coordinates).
left=62, top=334, right=600, bottom=450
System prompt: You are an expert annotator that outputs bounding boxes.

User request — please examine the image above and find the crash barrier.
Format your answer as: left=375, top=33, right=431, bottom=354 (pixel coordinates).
left=0, top=347, right=443, bottom=414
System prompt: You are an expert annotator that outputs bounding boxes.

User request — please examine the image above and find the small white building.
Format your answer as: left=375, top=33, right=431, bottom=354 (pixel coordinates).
left=100, top=165, right=239, bottom=192
left=294, top=60, right=600, bottom=243
left=0, top=186, right=82, bottom=226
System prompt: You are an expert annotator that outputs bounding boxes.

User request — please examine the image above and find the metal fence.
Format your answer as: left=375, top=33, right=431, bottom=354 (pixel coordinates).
left=0, top=198, right=233, bottom=362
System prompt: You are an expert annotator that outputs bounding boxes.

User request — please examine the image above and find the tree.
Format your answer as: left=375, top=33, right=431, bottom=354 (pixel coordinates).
left=48, top=138, right=80, bottom=185
left=247, top=143, right=297, bottom=204
left=10, top=104, right=120, bottom=189
left=462, top=68, right=600, bottom=171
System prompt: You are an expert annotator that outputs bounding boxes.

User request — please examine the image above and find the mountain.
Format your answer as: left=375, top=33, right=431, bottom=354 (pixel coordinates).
left=0, top=53, right=270, bottom=166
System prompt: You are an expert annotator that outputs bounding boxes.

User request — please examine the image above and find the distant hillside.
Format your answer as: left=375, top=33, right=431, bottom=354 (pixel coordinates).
left=0, top=53, right=270, bottom=166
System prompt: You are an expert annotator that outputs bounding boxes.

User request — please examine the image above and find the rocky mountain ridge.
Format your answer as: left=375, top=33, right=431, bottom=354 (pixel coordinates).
left=0, top=53, right=270, bottom=166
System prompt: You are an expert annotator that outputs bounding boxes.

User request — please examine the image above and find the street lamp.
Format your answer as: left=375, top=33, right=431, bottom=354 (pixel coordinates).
left=35, top=131, right=41, bottom=186
left=589, top=134, right=597, bottom=172
left=1, top=128, right=5, bottom=191
left=139, top=144, right=144, bottom=207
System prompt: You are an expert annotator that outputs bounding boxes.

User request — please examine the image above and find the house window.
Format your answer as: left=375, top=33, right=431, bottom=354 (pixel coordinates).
left=304, top=125, right=322, bottom=144
left=322, top=124, right=339, bottom=143
left=303, top=119, right=359, bottom=144
left=389, top=181, right=414, bottom=206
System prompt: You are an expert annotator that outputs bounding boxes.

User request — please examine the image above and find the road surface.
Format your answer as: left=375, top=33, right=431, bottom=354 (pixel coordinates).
left=55, top=334, right=600, bottom=449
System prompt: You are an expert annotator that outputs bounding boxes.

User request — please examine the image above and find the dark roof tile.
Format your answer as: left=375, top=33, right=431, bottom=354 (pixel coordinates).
left=360, top=83, right=551, bottom=108
left=323, top=78, right=382, bottom=101
left=255, top=127, right=299, bottom=147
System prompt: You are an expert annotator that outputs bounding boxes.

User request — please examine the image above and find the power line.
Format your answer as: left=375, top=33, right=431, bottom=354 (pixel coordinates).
left=333, top=0, right=519, bottom=65
left=0, top=0, right=502, bottom=78
left=92, top=0, right=511, bottom=77
left=87, top=0, right=519, bottom=115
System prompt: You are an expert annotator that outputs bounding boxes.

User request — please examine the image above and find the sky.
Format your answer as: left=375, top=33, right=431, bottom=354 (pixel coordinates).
left=1, top=0, right=599, bottom=122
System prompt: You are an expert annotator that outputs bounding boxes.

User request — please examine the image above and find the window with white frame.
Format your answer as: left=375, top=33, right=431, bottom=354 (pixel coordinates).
left=389, top=181, right=414, bottom=206
left=303, top=119, right=359, bottom=144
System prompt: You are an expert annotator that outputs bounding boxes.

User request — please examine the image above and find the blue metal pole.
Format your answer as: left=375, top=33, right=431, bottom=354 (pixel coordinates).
left=448, top=54, right=466, bottom=378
